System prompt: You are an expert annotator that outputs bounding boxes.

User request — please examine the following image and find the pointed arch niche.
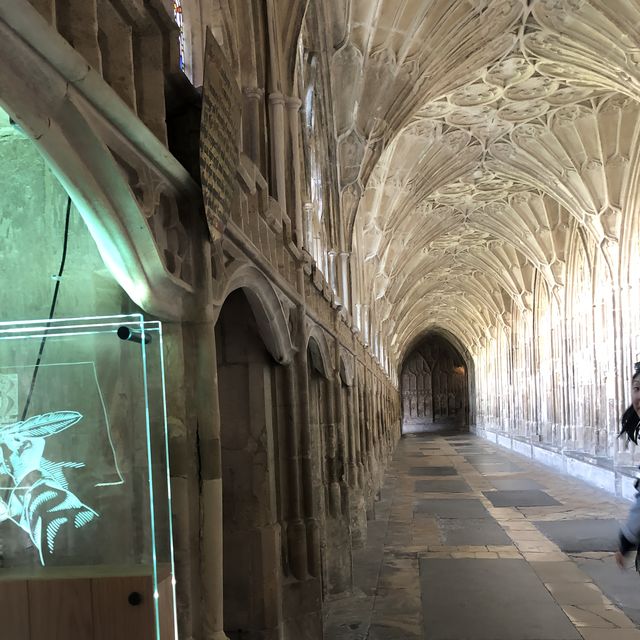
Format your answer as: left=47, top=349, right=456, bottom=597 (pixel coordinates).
left=215, top=289, right=286, bottom=639
left=400, top=332, right=470, bottom=434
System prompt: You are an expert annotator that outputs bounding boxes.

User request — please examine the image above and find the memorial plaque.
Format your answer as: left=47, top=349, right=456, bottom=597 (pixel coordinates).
left=199, top=28, right=241, bottom=240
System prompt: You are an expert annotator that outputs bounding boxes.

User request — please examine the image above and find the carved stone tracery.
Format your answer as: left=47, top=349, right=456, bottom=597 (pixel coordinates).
left=337, top=1, right=640, bottom=369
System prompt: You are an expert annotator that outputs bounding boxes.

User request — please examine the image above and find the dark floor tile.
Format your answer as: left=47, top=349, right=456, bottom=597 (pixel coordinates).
left=533, top=519, right=620, bottom=552
left=473, top=462, right=525, bottom=474
left=464, top=454, right=508, bottom=463
left=483, top=489, right=561, bottom=507
left=408, top=466, right=458, bottom=476
left=415, top=498, right=491, bottom=519
left=438, top=517, right=511, bottom=546
left=415, top=478, right=471, bottom=493
left=488, top=476, right=545, bottom=491
left=420, top=558, right=581, bottom=639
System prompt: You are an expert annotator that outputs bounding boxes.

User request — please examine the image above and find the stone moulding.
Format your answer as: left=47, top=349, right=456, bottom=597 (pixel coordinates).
left=339, top=350, right=355, bottom=387
left=213, top=260, right=296, bottom=365
left=307, top=323, right=335, bottom=378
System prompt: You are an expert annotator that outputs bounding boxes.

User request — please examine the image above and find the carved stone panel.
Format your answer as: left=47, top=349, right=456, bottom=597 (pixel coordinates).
left=200, top=28, right=241, bottom=240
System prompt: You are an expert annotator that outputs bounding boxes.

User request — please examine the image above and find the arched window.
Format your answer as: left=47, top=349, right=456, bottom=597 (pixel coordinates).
left=567, top=231, right=595, bottom=452
left=593, top=254, right=616, bottom=455
left=534, top=275, right=554, bottom=443
left=298, top=44, right=332, bottom=283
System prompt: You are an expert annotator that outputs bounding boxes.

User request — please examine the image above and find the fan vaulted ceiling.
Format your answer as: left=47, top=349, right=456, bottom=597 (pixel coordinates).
left=325, top=0, right=640, bottom=364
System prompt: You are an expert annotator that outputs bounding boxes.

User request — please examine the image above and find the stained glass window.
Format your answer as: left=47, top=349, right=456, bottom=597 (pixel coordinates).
left=173, top=0, right=186, bottom=71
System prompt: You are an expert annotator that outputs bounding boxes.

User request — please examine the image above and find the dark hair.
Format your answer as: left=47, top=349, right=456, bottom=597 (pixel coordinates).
left=619, top=363, right=640, bottom=444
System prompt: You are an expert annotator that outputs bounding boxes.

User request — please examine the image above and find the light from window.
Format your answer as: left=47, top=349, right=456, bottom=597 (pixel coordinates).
left=173, top=1, right=186, bottom=71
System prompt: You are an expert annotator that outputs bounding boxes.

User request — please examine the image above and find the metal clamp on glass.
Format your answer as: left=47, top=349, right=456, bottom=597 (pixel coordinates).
left=117, top=326, right=151, bottom=344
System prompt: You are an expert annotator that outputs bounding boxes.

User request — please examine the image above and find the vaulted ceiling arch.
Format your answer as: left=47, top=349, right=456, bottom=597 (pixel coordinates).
left=525, top=0, right=640, bottom=101
left=336, top=0, right=640, bottom=369
left=330, top=0, right=525, bottom=237
left=393, top=308, right=489, bottom=358
left=390, top=285, right=502, bottom=341
left=367, top=198, right=564, bottom=294
left=390, top=272, right=510, bottom=326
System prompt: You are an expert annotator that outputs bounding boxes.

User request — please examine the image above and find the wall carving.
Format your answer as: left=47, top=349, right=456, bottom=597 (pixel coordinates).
left=109, top=149, right=195, bottom=288
left=200, top=28, right=241, bottom=240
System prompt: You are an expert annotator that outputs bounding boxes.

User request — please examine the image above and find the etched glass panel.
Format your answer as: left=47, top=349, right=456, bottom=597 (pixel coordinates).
left=0, top=314, right=176, bottom=638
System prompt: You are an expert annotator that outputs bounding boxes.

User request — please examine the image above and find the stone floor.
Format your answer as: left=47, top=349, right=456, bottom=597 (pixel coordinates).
left=324, top=432, right=640, bottom=640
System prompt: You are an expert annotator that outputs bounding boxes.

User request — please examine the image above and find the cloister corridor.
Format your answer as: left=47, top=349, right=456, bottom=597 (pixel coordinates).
left=324, top=432, right=639, bottom=640
left=5, top=1, right=640, bottom=639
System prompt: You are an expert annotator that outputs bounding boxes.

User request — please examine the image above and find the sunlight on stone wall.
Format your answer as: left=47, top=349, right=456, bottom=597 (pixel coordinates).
left=474, top=221, right=640, bottom=468
left=0, top=108, right=129, bottom=321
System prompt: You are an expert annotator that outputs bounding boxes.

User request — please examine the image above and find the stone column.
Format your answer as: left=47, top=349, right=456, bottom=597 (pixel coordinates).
left=194, top=321, right=228, bottom=640
left=346, top=377, right=366, bottom=547
left=364, top=369, right=377, bottom=510
left=242, top=87, right=264, bottom=167
left=362, top=305, right=370, bottom=346
left=371, top=378, right=379, bottom=492
left=283, top=363, right=309, bottom=580
left=374, top=377, right=382, bottom=491
left=165, top=322, right=198, bottom=640
left=339, top=252, right=350, bottom=311
left=328, top=250, right=337, bottom=295
left=356, top=378, right=366, bottom=492
left=268, top=92, right=287, bottom=217
left=325, top=368, right=341, bottom=519
left=376, top=382, right=384, bottom=470
left=612, top=283, right=624, bottom=461
left=286, top=97, right=304, bottom=249
left=304, top=202, right=314, bottom=255
left=332, top=345, right=348, bottom=519
left=345, top=383, right=358, bottom=491
left=297, top=313, right=321, bottom=577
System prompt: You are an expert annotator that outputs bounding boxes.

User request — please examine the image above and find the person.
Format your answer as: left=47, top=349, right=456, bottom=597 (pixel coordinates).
left=615, top=362, right=640, bottom=569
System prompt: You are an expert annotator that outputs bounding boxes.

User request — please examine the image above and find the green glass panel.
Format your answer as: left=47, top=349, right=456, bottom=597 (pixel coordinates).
left=0, top=314, right=176, bottom=638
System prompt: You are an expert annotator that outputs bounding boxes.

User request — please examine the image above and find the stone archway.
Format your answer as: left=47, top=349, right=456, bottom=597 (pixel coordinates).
left=215, top=289, right=285, bottom=640
left=401, top=333, right=469, bottom=434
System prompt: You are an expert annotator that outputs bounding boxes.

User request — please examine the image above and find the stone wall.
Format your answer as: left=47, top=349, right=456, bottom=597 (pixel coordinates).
left=26, top=0, right=181, bottom=144
left=0, top=4, right=403, bottom=640
left=0, top=123, right=129, bottom=321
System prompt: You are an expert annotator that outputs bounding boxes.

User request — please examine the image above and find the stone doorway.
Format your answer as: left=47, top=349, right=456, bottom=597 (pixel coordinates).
left=401, top=333, right=469, bottom=434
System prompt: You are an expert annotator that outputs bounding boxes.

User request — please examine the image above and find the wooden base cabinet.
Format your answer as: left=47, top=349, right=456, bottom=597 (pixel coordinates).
left=0, top=573, right=175, bottom=640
